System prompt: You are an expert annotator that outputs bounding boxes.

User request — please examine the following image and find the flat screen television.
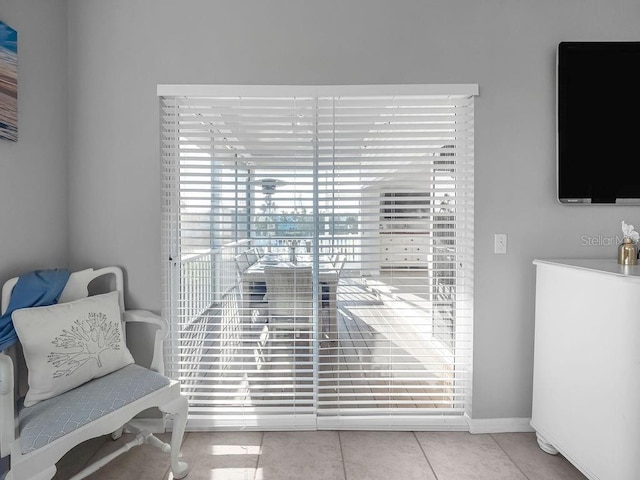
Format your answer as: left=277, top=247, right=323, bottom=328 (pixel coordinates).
left=557, top=41, right=640, bottom=204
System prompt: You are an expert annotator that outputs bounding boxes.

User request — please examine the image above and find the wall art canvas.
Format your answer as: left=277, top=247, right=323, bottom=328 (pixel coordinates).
left=0, top=20, right=17, bottom=142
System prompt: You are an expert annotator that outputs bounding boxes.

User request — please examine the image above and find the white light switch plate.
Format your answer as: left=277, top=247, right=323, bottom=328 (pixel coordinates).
left=494, top=233, right=507, bottom=254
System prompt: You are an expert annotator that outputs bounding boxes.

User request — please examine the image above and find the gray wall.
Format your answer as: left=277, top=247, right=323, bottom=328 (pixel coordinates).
left=66, top=0, right=640, bottom=420
left=0, top=0, right=68, bottom=283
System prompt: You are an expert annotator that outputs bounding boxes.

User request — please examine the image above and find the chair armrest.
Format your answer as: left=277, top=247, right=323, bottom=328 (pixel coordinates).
left=0, top=352, right=16, bottom=458
left=123, top=310, right=169, bottom=376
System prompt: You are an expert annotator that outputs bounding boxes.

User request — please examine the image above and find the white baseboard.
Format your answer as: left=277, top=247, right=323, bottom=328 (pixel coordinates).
left=465, top=415, right=534, bottom=434
left=134, top=415, right=534, bottom=434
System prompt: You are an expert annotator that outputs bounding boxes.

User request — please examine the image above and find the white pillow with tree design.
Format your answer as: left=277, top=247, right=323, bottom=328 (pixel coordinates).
left=12, top=291, right=134, bottom=407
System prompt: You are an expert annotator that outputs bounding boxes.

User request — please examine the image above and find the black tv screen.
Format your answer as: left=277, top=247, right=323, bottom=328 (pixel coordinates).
left=557, top=41, right=640, bottom=204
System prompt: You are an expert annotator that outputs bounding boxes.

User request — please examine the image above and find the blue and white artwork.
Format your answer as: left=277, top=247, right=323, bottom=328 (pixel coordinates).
left=0, top=20, right=17, bottom=142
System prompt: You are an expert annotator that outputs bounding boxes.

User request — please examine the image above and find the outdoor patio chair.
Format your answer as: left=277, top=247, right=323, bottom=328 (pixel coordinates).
left=334, top=254, right=347, bottom=278
left=263, top=266, right=314, bottom=360
left=245, top=248, right=259, bottom=266
left=322, top=254, right=346, bottom=309
left=234, top=252, right=251, bottom=274
left=234, top=252, right=267, bottom=319
left=0, top=267, right=189, bottom=480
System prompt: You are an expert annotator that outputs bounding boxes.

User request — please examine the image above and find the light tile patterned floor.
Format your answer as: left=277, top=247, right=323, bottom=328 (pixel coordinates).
left=54, top=431, right=588, bottom=480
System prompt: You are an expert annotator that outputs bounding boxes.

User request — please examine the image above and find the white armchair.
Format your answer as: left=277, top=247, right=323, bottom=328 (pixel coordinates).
left=0, top=267, right=189, bottom=480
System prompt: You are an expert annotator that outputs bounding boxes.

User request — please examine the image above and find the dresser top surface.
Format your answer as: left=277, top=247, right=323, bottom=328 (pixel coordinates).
left=533, top=258, right=640, bottom=279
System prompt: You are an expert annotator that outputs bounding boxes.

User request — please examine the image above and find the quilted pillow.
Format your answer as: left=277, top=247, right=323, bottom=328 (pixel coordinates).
left=12, top=291, right=134, bottom=407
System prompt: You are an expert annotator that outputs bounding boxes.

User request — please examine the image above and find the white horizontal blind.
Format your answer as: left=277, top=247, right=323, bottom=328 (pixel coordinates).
left=315, top=94, right=474, bottom=427
left=161, top=94, right=319, bottom=429
left=160, top=85, right=475, bottom=430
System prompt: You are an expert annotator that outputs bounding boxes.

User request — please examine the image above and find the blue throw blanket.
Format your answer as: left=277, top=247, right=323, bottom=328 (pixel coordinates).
left=0, top=269, right=70, bottom=351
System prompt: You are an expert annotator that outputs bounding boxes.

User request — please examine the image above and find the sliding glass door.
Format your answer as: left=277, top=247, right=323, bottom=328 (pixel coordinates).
left=160, top=85, right=476, bottom=430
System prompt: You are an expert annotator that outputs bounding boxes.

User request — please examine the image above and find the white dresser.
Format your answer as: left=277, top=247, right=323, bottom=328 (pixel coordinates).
left=532, top=259, right=640, bottom=480
left=379, top=234, right=430, bottom=269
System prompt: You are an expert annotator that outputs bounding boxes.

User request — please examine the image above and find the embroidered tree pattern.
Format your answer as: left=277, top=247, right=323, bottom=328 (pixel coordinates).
left=47, top=312, right=122, bottom=378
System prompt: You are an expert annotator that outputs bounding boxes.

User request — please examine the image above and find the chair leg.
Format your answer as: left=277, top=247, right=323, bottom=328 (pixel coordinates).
left=6, top=465, right=57, bottom=480
left=257, top=325, right=269, bottom=366
left=33, top=468, right=57, bottom=480
left=160, top=395, right=190, bottom=479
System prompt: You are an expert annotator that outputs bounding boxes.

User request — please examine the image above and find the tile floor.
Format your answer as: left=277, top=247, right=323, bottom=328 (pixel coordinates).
left=54, top=431, right=588, bottom=480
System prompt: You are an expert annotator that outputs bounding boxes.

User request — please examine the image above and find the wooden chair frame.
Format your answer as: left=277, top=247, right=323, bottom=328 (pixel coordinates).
left=0, top=267, right=189, bottom=480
